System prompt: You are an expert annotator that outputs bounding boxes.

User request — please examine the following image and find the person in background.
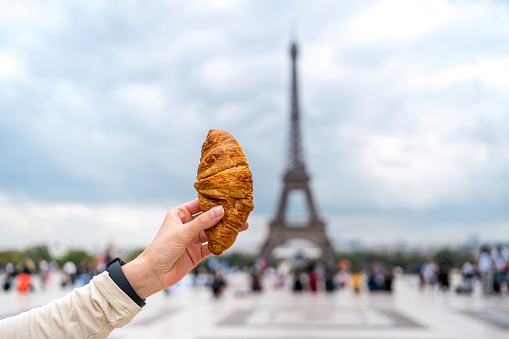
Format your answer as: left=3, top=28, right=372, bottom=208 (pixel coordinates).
left=0, top=199, right=248, bottom=339
left=351, top=270, right=362, bottom=294
left=62, top=260, right=78, bottom=287
left=250, top=266, right=262, bottom=293
left=491, top=245, right=509, bottom=294
left=421, top=258, right=438, bottom=290
left=307, top=262, right=318, bottom=293
left=368, top=258, right=385, bottom=291
left=39, top=260, right=49, bottom=290
left=228, top=266, right=249, bottom=297
left=211, top=269, right=227, bottom=298
left=437, top=260, right=451, bottom=292
left=16, top=263, right=33, bottom=293
left=456, top=261, right=474, bottom=294
left=292, top=268, right=303, bottom=293
left=383, top=267, right=394, bottom=292
left=475, top=245, right=493, bottom=295
left=324, top=268, right=336, bottom=293
left=2, top=263, right=14, bottom=292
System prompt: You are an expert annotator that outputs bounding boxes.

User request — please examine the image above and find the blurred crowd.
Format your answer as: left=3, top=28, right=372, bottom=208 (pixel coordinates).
left=187, top=256, right=396, bottom=297
left=0, top=249, right=114, bottom=294
left=1, top=244, right=508, bottom=298
left=416, top=244, right=509, bottom=296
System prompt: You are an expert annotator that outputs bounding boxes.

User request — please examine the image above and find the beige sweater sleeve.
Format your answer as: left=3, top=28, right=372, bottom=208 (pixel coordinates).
left=0, top=271, right=142, bottom=339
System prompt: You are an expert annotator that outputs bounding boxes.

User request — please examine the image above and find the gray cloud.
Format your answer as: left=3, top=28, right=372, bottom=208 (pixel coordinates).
left=1, top=0, right=509, bottom=250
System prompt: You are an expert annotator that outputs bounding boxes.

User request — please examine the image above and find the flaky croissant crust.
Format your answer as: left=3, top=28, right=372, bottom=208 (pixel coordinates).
left=194, top=129, right=254, bottom=255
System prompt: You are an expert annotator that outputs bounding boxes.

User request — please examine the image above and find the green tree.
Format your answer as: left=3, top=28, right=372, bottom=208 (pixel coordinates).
left=0, top=251, right=24, bottom=268
left=58, top=249, right=95, bottom=267
left=433, top=248, right=474, bottom=268
left=24, top=244, right=53, bottom=269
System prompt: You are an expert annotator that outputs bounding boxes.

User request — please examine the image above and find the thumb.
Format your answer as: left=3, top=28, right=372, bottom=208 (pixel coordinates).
left=185, top=205, right=224, bottom=239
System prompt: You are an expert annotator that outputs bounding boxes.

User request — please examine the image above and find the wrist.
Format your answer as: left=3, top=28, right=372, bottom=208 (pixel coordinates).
left=106, top=257, right=146, bottom=307
left=122, top=254, right=162, bottom=300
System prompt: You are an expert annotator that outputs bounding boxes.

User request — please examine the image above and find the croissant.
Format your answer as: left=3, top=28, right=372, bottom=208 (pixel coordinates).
left=194, top=129, right=254, bottom=255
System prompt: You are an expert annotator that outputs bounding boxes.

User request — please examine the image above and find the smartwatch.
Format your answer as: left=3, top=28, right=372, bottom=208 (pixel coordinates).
left=105, top=257, right=146, bottom=308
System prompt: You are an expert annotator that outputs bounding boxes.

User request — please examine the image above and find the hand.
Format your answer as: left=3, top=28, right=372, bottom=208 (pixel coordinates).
left=122, top=199, right=249, bottom=299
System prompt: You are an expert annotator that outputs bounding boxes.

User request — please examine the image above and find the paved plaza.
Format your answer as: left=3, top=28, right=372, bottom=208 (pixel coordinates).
left=1, top=274, right=509, bottom=339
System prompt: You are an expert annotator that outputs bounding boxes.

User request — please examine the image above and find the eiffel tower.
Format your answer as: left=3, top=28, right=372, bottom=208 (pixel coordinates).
left=259, top=41, right=336, bottom=264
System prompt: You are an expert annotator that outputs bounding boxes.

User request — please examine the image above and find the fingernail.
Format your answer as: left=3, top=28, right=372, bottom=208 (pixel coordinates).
left=210, top=205, right=223, bottom=219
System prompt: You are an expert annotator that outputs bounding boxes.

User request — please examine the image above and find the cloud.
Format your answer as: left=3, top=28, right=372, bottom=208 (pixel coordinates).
left=0, top=1, right=65, bottom=30
left=346, top=0, right=485, bottom=43
left=0, top=192, right=268, bottom=255
left=1, top=0, right=509, bottom=250
left=435, top=58, right=509, bottom=91
left=0, top=53, right=27, bottom=80
left=327, top=213, right=509, bottom=249
left=0, top=193, right=171, bottom=251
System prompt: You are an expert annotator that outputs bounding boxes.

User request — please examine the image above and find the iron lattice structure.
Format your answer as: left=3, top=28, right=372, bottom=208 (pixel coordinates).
left=259, top=42, right=336, bottom=264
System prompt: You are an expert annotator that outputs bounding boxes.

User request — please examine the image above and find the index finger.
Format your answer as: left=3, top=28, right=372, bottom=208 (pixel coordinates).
left=182, top=198, right=202, bottom=215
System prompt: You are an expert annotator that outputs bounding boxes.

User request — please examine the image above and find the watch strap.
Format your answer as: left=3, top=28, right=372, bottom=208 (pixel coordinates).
left=106, top=257, right=146, bottom=308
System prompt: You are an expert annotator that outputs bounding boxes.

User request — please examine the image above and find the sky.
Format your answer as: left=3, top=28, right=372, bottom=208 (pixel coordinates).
left=1, top=0, right=509, bottom=255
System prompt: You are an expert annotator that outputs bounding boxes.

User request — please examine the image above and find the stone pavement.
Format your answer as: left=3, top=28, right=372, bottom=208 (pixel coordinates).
left=1, top=274, right=509, bottom=339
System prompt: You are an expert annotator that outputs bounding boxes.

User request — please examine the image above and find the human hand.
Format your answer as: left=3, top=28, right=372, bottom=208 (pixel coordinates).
left=122, top=199, right=249, bottom=299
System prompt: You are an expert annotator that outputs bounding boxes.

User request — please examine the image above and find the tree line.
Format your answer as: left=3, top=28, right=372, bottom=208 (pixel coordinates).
left=0, top=244, right=474, bottom=273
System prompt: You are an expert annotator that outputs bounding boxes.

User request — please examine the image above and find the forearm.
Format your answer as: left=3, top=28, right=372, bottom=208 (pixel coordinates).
left=0, top=272, right=141, bottom=339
